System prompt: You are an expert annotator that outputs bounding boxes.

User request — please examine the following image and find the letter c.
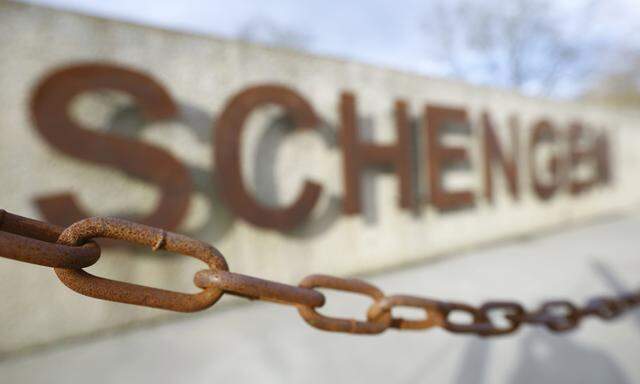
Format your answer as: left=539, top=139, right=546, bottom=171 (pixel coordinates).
left=214, top=85, right=322, bottom=230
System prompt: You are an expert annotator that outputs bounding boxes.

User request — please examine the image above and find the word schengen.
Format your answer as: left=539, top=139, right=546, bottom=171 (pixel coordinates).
left=30, top=63, right=611, bottom=231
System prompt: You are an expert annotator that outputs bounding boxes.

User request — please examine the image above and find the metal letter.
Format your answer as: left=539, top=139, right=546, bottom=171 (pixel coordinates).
left=340, top=93, right=413, bottom=214
left=529, top=120, right=563, bottom=200
left=482, top=113, right=520, bottom=202
left=424, top=105, right=474, bottom=210
left=214, top=85, right=322, bottom=230
left=30, top=63, right=192, bottom=231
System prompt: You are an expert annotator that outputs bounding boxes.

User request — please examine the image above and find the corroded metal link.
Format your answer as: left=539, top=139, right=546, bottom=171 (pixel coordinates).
left=1, top=209, right=640, bottom=336
left=297, top=274, right=391, bottom=334
left=0, top=209, right=63, bottom=242
left=194, top=269, right=325, bottom=308
left=620, top=292, right=640, bottom=306
left=55, top=217, right=229, bottom=312
left=518, top=301, right=582, bottom=332
left=583, top=297, right=628, bottom=320
left=439, top=301, right=492, bottom=334
left=478, top=301, right=525, bottom=336
left=0, top=209, right=100, bottom=268
left=367, top=294, right=443, bottom=330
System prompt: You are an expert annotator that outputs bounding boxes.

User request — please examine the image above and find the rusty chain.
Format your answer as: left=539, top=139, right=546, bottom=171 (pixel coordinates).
left=1, top=208, right=639, bottom=336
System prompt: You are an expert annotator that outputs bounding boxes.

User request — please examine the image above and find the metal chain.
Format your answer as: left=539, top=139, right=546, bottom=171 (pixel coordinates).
left=1, top=208, right=639, bottom=336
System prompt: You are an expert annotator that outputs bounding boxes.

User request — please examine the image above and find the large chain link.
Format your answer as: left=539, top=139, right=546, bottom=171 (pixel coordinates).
left=1, top=209, right=639, bottom=336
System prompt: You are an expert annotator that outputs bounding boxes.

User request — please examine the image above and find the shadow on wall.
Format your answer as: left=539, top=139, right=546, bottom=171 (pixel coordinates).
left=108, top=100, right=382, bottom=240
left=110, top=103, right=236, bottom=243
left=109, top=101, right=349, bottom=240
left=454, top=331, right=629, bottom=384
left=511, top=330, right=629, bottom=384
left=251, top=112, right=345, bottom=238
left=92, top=90, right=490, bottom=241
left=591, top=260, right=640, bottom=331
left=452, top=261, right=639, bottom=384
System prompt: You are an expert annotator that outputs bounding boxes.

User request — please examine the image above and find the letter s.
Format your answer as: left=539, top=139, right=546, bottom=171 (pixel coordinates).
left=30, top=63, right=192, bottom=230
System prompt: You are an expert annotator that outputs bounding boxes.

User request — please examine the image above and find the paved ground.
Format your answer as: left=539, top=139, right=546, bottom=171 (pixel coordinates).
left=2, top=213, right=640, bottom=383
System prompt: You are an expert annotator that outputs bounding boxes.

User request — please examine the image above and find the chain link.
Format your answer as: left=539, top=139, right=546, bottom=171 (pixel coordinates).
left=56, top=217, right=229, bottom=312
left=0, top=209, right=100, bottom=268
left=1, top=209, right=639, bottom=336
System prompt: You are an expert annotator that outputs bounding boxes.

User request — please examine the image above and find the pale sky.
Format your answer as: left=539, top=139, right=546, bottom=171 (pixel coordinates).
left=14, top=0, right=640, bottom=97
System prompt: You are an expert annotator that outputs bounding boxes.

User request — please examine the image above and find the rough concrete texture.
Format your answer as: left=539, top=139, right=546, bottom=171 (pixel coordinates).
left=1, top=213, right=640, bottom=383
left=1, top=1, right=640, bottom=354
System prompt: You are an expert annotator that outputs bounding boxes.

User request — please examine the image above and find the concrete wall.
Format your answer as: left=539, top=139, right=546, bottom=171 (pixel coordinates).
left=1, top=1, right=639, bottom=355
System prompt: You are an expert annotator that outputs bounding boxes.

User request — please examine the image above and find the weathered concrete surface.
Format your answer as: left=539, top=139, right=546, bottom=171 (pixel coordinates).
left=1, top=1, right=640, bottom=354
left=1, top=213, right=640, bottom=383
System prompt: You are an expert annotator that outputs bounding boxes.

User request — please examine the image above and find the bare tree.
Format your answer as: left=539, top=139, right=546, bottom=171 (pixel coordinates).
left=584, top=51, right=640, bottom=108
left=422, top=0, right=631, bottom=97
left=237, top=16, right=312, bottom=51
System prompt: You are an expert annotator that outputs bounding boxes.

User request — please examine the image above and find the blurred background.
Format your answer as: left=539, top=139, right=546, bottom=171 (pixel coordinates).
left=17, top=0, right=640, bottom=104
left=1, top=0, right=640, bottom=383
